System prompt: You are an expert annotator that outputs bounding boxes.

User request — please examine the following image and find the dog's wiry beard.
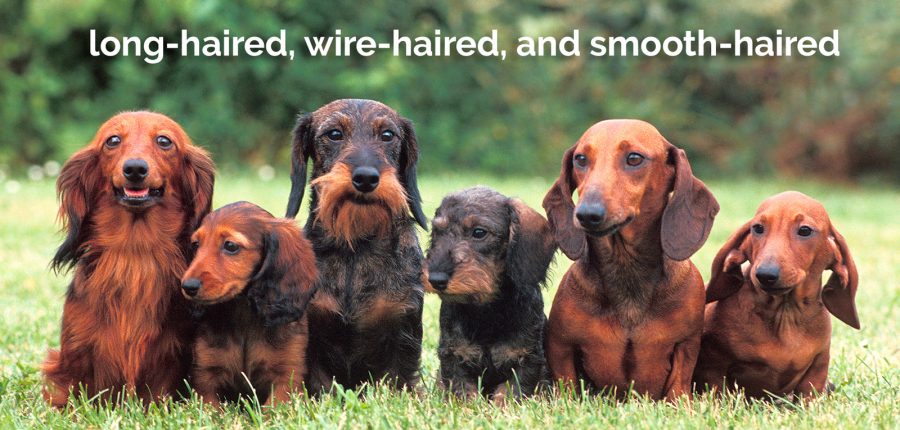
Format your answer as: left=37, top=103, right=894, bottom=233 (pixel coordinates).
left=439, top=258, right=501, bottom=305
left=312, top=163, right=409, bottom=246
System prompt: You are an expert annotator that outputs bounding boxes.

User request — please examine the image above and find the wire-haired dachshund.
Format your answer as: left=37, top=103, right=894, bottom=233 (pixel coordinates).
left=694, top=191, right=859, bottom=399
left=42, top=111, right=215, bottom=406
left=181, top=202, right=317, bottom=406
left=285, top=99, right=427, bottom=391
left=542, top=119, right=719, bottom=400
left=424, top=187, right=556, bottom=401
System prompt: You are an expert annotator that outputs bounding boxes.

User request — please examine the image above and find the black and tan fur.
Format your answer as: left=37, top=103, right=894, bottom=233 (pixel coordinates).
left=286, top=99, right=426, bottom=392
left=425, top=187, right=556, bottom=401
left=182, top=202, right=317, bottom=406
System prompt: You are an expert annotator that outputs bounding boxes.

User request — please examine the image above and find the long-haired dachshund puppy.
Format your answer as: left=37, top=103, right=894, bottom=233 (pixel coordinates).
left=286, top=99, right=427, bottom=391
left=181, top=202, right=317, bottom=406
left=694, top=192, right=858, bottom=399
left=425, top=187, right=556, bottom=402
left=542, top=119, right=719, bottom=400
left=42, top=111, right=215, bottom=406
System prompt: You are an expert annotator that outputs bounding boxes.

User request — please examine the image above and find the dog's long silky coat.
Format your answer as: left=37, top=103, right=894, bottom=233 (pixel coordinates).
left=181, top=202, right=317, bottom=406
left=42, top=111, right=215, bottom=406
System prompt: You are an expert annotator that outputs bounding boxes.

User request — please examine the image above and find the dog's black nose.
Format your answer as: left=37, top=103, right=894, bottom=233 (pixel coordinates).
left=182, top=278, right=201, bottom=297
left=575, top=202, right=606, bottom=229
left=351, top=166, right=380, bottom=193
left=123, top=159, right=149, bottom=183
left=428, top=272, right=450, bottom=291
left=755, top=266, right=780, bottom=287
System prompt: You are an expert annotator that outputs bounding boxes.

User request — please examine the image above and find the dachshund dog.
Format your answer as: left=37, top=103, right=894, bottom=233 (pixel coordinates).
left=42, top=111, right=215, bottom=406
left=694, top=192, right=858, bottom=399
left=286, top=99, right=427, bottom=391
left=425, top=187, right=556, bottom=401
left=181, top=202, right=317, bottom=406
left=542, top=119, right=719, bottom=400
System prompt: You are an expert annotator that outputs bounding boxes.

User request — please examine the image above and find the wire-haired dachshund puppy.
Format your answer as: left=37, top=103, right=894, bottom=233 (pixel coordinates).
left=285, top=99, right=427, bottom=391
left=542, top=119, right=719, bottom=400
left=425, top=187, right=556, bottom=402
left=694, top=192, right=859, bottom=399
left=181, top=202, right=317, bottom=406
left=43, top=111, right=215, bottom=407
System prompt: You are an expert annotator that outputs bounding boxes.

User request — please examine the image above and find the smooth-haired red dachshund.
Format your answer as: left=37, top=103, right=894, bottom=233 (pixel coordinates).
left=543, top=119, right=719, bottom=400
left=181, top=202, right=317, bottom=406
left=694, top=191, right=859, bottom=399
left=43, top=111, right=215, bottom=406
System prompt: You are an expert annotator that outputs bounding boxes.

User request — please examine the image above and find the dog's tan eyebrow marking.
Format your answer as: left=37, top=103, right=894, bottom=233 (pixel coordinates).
left=216, top=229, right=252, bottom=248
left=432, top=216, right=449, bottom=230
left=462, top=215, right=497, bottom=231
left=371, top=117, right=398, bottom=133
left=318, top=112, right=352, bottom=132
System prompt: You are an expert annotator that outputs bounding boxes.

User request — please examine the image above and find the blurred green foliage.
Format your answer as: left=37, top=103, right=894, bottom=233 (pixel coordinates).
left=0, top=0, right=897, bottom=180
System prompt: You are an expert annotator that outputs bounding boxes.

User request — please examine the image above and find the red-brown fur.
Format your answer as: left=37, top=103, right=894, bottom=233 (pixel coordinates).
left=694, top=192, right=859, bottom=399
left=311, top=163, right=409, bottom=246
left=542, top=119, right=719, bottom=400
left=182, top=202, right=317, bottom=406
left=42, top=111, right=215, bottom=407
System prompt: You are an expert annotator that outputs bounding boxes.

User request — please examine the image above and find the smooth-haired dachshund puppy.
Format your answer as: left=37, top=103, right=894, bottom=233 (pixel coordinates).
left=425, top=187, right=556, bottom=401
left=694, top=192, right=859, bottom=399
left=43, top=111, right=215, bottom=406
left=181, top=202, right=317, bottom=406
left=286, top=99, right=427, bottom=391
left=543, top=119, right=719, bottom=400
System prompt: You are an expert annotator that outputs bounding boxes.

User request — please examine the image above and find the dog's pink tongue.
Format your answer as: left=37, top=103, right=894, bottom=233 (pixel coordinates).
left=124, top=187, right=149, bottom=198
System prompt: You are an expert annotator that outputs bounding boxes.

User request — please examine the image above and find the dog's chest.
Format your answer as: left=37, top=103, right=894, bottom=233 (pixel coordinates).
left=724, top=322, right=826, bottom=387
left=310, top=242, right=423, bottom=327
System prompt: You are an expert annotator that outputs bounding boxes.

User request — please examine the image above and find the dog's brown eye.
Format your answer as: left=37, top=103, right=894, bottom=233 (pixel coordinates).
left=380, top=130, right=395, bottom=142
left=752, top=223, right=765, bottom=235
left=325, top=129, right=343, bottom=141
left=223, top=241, right=240, bottom=254
left=156, top=136, right=173, bottom=149
left=191, top=240, right=199, bottom=251
left=626, top=152, right=645, bottom=167
left=105, top=135, right=121, bottom=148
left=797, top=226, right=813, bottom=237
left=472, top=228, right=488, bottom=239
left=574, top=154, right=587, bottom=167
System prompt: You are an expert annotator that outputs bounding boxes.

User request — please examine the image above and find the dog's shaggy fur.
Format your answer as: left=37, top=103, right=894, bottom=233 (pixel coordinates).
left=425, top=187, right=556, bottom=400
left=286, top=99, right=427, bottom=391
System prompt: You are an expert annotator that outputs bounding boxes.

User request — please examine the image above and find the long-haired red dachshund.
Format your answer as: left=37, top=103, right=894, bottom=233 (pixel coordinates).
left=181, top=202, right=318, bottom=406
left=42, top=111, right=215, bottom=406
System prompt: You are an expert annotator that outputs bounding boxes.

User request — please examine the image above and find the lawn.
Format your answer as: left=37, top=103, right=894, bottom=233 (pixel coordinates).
left=0, top=172, right=897, bottom=429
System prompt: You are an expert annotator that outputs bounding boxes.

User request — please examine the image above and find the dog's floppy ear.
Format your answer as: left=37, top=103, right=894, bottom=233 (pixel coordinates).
left=399, top=117, right=427, bottom=229
left=286, top=113, right=314, bottom=219
left=822, top=225, right=860, bottom=329
left=248, top=220, right=318, bottom=327
left=181, top=144, right=216, bottom=230
left=706, top=221, right=752, bottom=303
left=51, top=146, right=100, bottom=273
left=542, top=145, right=585, bottom=260
left=661, top=144, right=720, bottom=261
left=507, top=198, right=557, bottom=288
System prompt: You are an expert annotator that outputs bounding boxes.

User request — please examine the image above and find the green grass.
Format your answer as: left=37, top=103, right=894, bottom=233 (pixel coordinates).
left=0, top=172, right=897, bottom=429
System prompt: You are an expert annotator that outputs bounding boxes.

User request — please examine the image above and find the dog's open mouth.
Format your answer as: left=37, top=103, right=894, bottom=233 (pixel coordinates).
left=584, top=216, right=634, bottom=237
left=115, top=185, right=164, bottom=208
